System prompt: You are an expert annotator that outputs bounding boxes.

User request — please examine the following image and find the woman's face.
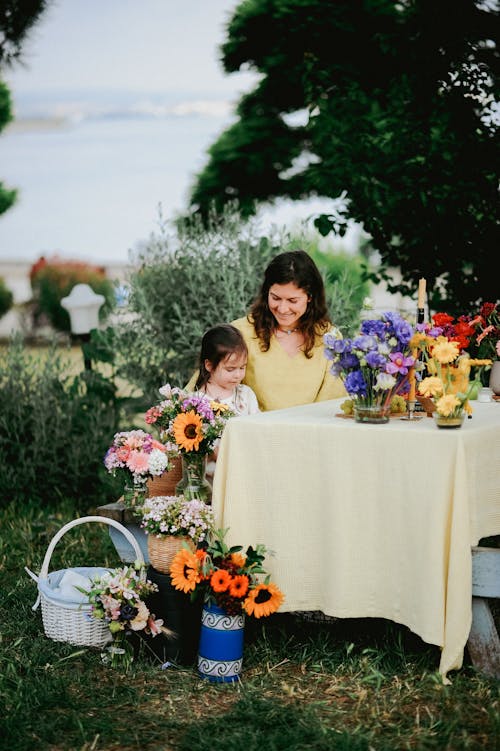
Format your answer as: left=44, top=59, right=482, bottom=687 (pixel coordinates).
left=268, top=282, right=309, bottom=330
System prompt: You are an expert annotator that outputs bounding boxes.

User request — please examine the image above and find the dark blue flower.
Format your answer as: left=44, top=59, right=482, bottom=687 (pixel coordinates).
left=345, top=370, right=367, bottom=396
left=365, top=351, right=387, bottom=369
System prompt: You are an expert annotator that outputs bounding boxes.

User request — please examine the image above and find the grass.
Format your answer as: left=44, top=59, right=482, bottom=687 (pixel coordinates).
left=1, top=502, right=499, bottom=751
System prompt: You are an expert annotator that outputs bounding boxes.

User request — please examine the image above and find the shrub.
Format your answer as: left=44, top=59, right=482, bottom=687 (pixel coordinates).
left=0, top=337, right=124, bottom=509
left=29, top=255, right=115, bottom=332
left=104, top=206, right=282, bottom=400
left=0, top=276, right=13, bottom=319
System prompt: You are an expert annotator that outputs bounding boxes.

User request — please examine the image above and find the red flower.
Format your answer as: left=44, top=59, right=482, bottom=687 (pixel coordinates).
left=480, top=302, right=497, bottom=319
left=432, top=313, right=454, bottom=328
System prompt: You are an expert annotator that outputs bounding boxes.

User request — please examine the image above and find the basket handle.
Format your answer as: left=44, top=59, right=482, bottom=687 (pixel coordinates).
left=36, top=515, right=145, bottom=581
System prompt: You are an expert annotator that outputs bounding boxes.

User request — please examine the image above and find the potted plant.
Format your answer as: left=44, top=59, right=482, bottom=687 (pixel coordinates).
left=323, top=311, right=416, bottom=422
left=169, top=528, right=285, bottom=682
left=139, top=494, right=215, bottom=574
left=103, top=429, right=172, bottom=510
left=145, top=384, right=234, bottom=501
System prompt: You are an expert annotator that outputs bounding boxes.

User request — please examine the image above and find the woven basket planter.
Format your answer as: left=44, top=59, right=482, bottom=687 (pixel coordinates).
left=147, top=456, right=183, bottom=497
left=148, top=534, right=195, bottom=574
left=25, top=516, right=145, bottom=648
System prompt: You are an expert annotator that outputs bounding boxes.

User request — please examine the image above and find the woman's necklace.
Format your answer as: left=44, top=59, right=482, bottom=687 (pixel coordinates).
left=277, top=326, right=298, bottom=335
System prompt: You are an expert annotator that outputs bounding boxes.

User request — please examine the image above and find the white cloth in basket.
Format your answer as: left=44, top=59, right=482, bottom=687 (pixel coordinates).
left=38, top=566, right=110, bottom=605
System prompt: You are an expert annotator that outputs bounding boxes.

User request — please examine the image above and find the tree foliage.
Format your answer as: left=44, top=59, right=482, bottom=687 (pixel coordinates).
left=0, top=0, right=50, bottom=217
left=0, top=0, right=49, bottom=67
left=0, top=81, right=17, bottom=216
left=189, top=0, right=500, bottom=314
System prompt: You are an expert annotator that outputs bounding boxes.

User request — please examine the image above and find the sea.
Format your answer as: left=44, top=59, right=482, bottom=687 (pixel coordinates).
left=0, top=88, right=349, bottom=270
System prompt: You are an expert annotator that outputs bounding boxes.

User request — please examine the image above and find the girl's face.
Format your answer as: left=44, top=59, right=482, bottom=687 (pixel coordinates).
left=268, top=282, right=309, bottom=330
left=206, top=350, right=247, bottom=392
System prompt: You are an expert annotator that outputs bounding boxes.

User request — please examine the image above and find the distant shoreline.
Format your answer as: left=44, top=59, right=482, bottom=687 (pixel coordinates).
left=6, top=117, right=71, bottom=133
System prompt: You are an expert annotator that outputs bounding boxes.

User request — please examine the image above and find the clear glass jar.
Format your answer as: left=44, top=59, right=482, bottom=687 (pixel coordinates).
left=353, top=404, right=390, bottom=424
left=434, top=412, right=465, bottom=429
left=175, top=453, right=212, bottom=503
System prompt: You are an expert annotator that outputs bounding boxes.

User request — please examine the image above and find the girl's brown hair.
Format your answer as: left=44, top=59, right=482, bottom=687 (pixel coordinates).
left=195, top=324, right=248, bottom=390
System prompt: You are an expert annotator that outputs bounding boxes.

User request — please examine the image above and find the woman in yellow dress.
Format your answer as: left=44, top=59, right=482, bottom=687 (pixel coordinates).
left=231, top=250, right=346, bottom=411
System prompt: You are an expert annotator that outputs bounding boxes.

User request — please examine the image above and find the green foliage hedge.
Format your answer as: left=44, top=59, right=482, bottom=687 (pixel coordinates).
left=29, top=256, right=115, bottom=332
left=0, top=338, right=123, bottom=509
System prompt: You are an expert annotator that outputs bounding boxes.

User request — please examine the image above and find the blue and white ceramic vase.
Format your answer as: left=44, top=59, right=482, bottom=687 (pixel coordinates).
left=197, top=601, right=245, bottom=683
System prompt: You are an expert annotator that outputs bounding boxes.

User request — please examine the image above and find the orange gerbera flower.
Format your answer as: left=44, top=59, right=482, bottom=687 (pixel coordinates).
left=170, top=548, right=201, bottom=593
left=172, top=411, right=203, bottom=451
left=210, top=569, right=231, bottom=593
left=243, top=582, right=285, bottom=618
left=229, top=575, right=249, bottom=598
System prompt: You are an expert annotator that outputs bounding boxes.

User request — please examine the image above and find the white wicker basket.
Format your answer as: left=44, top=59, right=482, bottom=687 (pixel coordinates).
left=25, top=515, right=144, bottom=649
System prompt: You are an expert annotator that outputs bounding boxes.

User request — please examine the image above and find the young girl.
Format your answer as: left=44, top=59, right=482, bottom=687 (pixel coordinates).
left=194, top=323, right=260, bottom=416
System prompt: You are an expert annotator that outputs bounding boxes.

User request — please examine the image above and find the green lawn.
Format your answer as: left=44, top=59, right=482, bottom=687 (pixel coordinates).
left=1, top=501, right=498, bottom=751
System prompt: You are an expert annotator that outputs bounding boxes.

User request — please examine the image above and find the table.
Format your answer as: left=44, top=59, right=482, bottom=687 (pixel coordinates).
left=212, top=399, right=500, bottom=680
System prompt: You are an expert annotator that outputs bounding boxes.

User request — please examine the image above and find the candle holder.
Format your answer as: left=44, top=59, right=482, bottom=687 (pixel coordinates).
left=400, top=400, right=424, bottom=421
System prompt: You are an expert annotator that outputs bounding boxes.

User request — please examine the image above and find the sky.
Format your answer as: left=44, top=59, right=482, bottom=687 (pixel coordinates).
left=4, top=0, right=257, bottom=99
left=0, top=0, right=359, bottom=272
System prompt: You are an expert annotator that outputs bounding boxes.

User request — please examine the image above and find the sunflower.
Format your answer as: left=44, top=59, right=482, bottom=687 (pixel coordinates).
left=228, top=575, right=249, bottom=598
left=243, top=582, right=284, bottom=618
left=210, top=569, right=231, bottom=593
left=170, top=548, right=201, bottom=593
left=172, top=411, right=203, bottom=451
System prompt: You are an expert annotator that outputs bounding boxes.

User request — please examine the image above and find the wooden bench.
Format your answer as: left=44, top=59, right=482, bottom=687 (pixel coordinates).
left=96, top=500, right=149, bottom=562
left=468, top=545, right=500, bottom=678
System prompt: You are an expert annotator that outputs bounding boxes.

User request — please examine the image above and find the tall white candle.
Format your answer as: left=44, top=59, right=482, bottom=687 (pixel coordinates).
left=418, top=278, right=426, bottom=309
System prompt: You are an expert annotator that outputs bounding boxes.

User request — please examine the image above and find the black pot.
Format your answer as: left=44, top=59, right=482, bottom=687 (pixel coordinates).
left=144, top=565, right=202, bottom=666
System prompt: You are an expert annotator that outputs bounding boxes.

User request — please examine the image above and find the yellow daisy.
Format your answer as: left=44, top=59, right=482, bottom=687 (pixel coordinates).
left=430, top=338, right=460, bottom=364
left=436, top=394, right=461, bottom=417
left=418, top=376, right=444, bottom=398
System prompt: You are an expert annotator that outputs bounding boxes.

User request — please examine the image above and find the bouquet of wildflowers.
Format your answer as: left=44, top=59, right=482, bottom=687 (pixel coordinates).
left=80, top=562, right=163, bottom=635
left=169, top=528, right=285, bottom=618
left=139, top=494, right=214, bottom=545
left=77, top=562, right=165, bottom=667
left=104, top=429, right=170, bottom=508
left=414, top=325, right=491, bottom=418
left=323, top=312, right=416, bottom=413
left=145, top=384, right=234, bottom=456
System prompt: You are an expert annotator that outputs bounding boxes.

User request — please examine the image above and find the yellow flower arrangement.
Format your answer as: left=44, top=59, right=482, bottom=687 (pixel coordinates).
left=415, top=333, right=491, bottom=418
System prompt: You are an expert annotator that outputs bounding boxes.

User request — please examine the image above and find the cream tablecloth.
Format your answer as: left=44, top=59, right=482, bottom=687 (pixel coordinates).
left=212, top=399, right=500, bottom=679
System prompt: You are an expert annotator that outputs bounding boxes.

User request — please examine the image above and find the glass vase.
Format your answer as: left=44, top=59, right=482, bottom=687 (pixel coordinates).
left=353, top=404, right=389, bottom=424
left=175, top=453, right=212, bottom=503
left=434, top=412, right=465, bottom=429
